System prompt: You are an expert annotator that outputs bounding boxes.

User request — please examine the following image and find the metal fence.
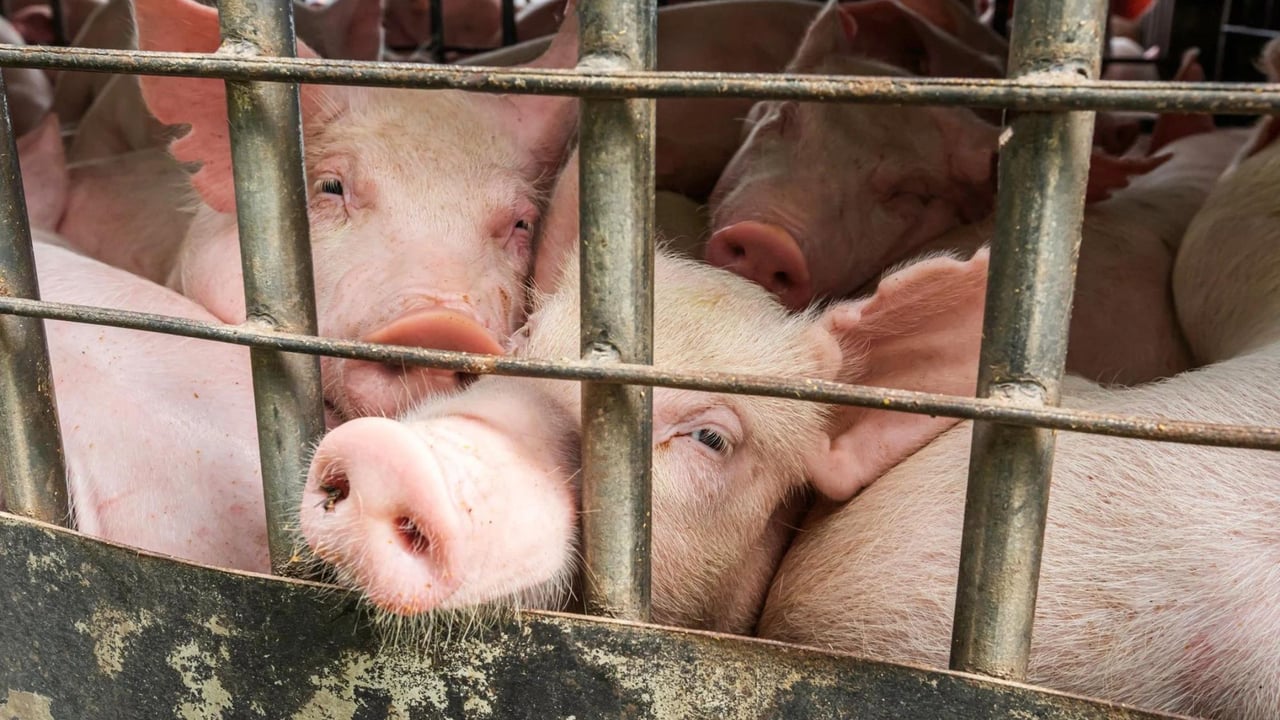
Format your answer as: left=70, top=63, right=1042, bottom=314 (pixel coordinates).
left=1, top=0, right=1279, bottom=716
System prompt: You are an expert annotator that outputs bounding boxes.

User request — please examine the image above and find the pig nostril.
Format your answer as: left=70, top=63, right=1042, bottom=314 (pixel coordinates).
left=729, top=242, right=746, bottom=260
left=319, top=469, right=350, bottom=512
left=772, top=271, right=792, bottom=289
left=396, top=516, right=431, bottom=556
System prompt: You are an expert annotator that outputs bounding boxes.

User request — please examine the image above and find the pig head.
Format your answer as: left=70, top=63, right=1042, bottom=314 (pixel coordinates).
left=134, top=0, right=580, bottom=420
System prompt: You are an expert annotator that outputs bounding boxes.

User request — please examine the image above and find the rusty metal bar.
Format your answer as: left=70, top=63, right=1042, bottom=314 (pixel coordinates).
left=502, top=0, right=517, bottom=45
left=577, top=0, right=656, bottom=622
left=49, top=0, right=66, bottom=46
left=216, top=0, right=325, bottom=575
left=430, top=0, right=445, bottom=62
left=0, top=73, right=67, bottom=525
left=2, top=294, right=1280, bottom=452
left=3, top=46, right=1280, bottom=113
left=949, top=0, right=1106, bottom=682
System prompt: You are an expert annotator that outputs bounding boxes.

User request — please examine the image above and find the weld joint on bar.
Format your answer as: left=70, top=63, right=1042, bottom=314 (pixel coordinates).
left=584, top=343, right=621, bottom=364
left=577, top=54, right=632, bottom=74
left=1014, top=66, right=1091, bottom=86
left=987, top=381, right=1050, bottom=407
left=217, top=40, right=263, bottom=59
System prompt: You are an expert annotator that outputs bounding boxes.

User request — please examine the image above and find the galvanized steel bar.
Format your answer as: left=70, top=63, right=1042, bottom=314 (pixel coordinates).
left=0, top=74, right=67, bottom=525
left=4, top=294, right=1280, bottom=451
left=577, top=0, right=656, bottom=622
left=5, top=47, right=1280, bottom=113
left=949, top=0, right=1106, bottom=681
left=217, top=0, right=325, bottom=575
left=49, top=0, right=67, bottom=46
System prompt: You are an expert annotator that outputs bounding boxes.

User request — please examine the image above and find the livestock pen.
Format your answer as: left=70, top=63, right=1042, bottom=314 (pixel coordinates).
left=0, top=0, right=1277, bottom=717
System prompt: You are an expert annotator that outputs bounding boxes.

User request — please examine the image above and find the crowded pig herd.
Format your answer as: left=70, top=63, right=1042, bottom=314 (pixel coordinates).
left=0, top=0, right=1276, bottom=716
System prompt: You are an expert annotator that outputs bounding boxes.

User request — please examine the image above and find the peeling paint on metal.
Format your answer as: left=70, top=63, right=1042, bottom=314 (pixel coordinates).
left=168, top=640, right=234, bottom=720
left=72, top=606, right=155, bottom=678
left=0, top=689, right=54, bottom=720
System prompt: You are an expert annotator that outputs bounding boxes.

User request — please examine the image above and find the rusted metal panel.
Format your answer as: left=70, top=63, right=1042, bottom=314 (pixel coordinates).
left=950, top=0, right=1106, bottom=682
left=0, top=514, right=1189, bottom=719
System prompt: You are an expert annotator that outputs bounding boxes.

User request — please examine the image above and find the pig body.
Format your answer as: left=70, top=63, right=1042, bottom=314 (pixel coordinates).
left=759, top=347, right=1280, bottom=720
left=1174, top=42, right=1280, bottom=365
left=30, top=237, right=267, bottom=572
left=467, top=0, right=1005, bottom=201
left=132, top=0, right=579, bottom=421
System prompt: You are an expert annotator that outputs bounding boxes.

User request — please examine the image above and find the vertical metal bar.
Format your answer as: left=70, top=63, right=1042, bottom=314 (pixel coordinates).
left=577, top=0, right=656, bottom=623
left=431, top=0, right=445, bottom=62
left=502, top=0, right=517, bottom=45
left=993, top=0, right=1011, bottom=36
left=0, top=73, right=67, bottom=525
left=49, top=0, right=66, bottom=45
left=217, top=0, right=325, bottom=575
left=949, top=0, right=1105, bottom=681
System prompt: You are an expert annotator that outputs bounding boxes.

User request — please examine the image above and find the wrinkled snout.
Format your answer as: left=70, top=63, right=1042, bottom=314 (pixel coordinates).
left=301, top=417, right=465, bottom=615
left=706, top=222, right=813, bottom=311
left=338, top=310, right=504, bottom=419
left=300, top=412, right=577, bottom=616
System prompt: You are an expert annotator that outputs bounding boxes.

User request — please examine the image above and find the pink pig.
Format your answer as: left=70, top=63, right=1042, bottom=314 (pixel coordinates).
left=759, top=200, right=1280, bottom=720
left=383, top=0, right=501, bottom=53
left=0, top=15, right=52, bottom=137
left=467, top=0, right=1006, bottom=201
left=294, top=153, right=1000, bottom=631
left=708, top=2, right=1240, bottom=386
left=22, top=237, right=267, bottom=572
left=131, top=0, right=579, bottom=421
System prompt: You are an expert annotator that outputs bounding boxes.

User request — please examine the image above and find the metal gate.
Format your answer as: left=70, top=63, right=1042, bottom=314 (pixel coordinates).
left=1, top=0, right=1278, bottom=716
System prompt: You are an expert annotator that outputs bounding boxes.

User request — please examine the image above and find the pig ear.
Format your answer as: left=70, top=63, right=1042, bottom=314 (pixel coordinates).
left=10, top=6, right=55, bottom=45
left=803, top=247, right=989, bottom=501
left=135, top=0, right=323, bottom=214
left=294, top=0, right=385, bottom=61
left=1148, top=48, right=1215, bottom=154
left=786, top=1, right=856, bottom=73
left=840, top=0, right=1004, bottom=79
left=503, top=0, right=580, bottom=180
left=15, top=113, right=68, bottom=230
left=1085, top=150, right=1170, bottom=203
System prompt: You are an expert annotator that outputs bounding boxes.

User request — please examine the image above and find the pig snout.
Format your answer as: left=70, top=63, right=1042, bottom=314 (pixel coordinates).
left=706, top=222, right=813, bottom=311
left=302, top=418, right=466, bottom=614
left=339, top=310, right=505, bottom=418
left=300, top=413, right=577, bottom=616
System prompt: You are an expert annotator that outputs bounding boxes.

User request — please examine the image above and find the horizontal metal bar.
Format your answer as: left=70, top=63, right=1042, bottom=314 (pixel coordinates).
left=1220, top=23, right=1280, bottom=39
left=2, top=295, right=1278, bottom=451
left=1, top=45, right=1280, bottom=113
left=217, top=0, right=326, bottom=577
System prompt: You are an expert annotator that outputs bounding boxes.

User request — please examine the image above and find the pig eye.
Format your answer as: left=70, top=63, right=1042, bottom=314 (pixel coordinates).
left=320, top=178, right=343, bottom=196
left=515, top=219, right=532, bottom=232
left=692, top=428, right=730, bottom=454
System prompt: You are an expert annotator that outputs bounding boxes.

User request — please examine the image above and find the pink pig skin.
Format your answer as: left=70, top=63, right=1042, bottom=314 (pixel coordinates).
left=709, top=3, right=1246, bottom=386
left=131, top=0, right=580, bottom=421
left=0, top=16, right=52, bottom=138
left=467, top=0, right=1005, bottom=202
left=15, top=237, right=268, bottom=572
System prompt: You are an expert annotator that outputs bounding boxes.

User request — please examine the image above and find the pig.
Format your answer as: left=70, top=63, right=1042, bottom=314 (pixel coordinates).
left=295, top=146, right=998, bottom=633
left=0, top=15, right=53, bottom=138
left=16, top=111, right=194, bottom=284
left=22, top=236, right=266, bottom=572
left=758, top=210, right=1280, bottom=720
left=52, top=0, right=385, bottom=153
left=131, top=0, right=580, bottom=421
left=465, top=0, right=1007, bottom=202
left=1174, top=38, right=1280, bottom=365
left=708, top=2, right=1242, bottom=385
left=4, top=0, right=104, bottom=46
left=383, top=0, right=501, bottom=54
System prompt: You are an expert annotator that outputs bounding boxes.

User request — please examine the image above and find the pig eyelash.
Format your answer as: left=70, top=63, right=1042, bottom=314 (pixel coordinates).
left=320, top=178, right=344, bottom=196
left=690, top=428, right=732, bottom=456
